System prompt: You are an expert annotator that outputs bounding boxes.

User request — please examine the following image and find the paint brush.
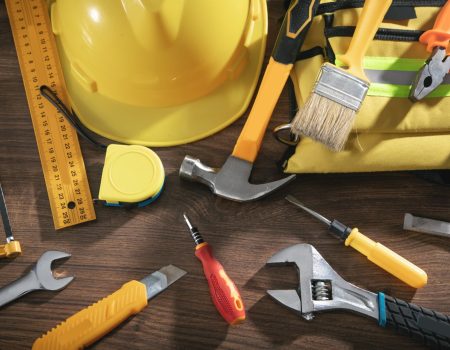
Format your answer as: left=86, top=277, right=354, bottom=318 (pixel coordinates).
left=291, top=0, right=393, bottom=152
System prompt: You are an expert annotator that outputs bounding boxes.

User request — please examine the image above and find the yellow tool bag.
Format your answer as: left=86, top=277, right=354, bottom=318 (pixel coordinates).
left=279, top=0, right=450, bottom=174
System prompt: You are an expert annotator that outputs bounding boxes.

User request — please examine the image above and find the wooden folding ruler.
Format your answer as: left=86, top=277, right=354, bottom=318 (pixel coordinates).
left=5, top=0, right=96, bottom=229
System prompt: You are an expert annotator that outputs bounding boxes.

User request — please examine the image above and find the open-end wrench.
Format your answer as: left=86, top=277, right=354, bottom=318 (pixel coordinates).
left=267, top=244, right=450, bottom=349
left=0, top=251, right=73, bottom=308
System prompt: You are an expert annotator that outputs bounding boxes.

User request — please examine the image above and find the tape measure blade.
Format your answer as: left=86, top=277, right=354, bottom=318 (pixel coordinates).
left=5, top=0, right=96, bottom=229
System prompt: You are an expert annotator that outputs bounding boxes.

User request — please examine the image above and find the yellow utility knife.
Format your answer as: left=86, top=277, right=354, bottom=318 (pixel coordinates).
left=33, top=265, right=186, bottom=350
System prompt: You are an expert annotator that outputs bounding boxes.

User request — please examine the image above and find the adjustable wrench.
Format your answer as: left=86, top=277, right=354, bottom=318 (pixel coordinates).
left=267, top=244, right=450, bottom=349
left=0, top=251, right=73, bottom=308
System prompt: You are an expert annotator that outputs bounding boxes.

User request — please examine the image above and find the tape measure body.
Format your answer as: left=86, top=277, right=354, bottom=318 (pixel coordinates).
left=5, top=0, right=96, bottom=229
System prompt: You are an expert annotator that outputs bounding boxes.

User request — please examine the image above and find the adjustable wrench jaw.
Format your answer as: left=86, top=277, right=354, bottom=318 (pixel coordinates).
left=266, top=244, right=379, bottom=321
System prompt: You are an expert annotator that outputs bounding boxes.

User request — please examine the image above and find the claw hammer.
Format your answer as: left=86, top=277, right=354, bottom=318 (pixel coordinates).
left=179, top=0, right=321, bottom=201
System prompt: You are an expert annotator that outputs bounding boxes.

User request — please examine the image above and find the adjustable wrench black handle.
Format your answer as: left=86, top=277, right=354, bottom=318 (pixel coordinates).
left=382, top=294, right=450, bottom=349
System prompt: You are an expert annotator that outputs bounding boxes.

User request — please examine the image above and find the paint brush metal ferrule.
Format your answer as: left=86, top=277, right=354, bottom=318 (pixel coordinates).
left=313, top=63, right=369, bottom=111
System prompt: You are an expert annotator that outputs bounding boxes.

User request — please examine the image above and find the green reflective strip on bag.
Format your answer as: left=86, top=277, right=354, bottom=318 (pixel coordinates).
left=335, top=56, right=450, bottom=98
left=369, top=83, right=450, bottom=98
left=336, top=56, right=424, bottom=71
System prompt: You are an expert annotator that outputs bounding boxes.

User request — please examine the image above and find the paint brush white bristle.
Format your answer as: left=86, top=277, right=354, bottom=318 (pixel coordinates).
left=291, top=93, right=356, bottom=152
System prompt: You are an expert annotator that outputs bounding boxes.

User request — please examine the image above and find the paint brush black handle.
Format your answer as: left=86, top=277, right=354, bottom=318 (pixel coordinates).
left=272, top=0, right=320, bottom=64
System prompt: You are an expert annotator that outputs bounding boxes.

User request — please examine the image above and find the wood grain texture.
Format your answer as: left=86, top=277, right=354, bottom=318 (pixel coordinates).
left=0, top=1, right=449, bottom=349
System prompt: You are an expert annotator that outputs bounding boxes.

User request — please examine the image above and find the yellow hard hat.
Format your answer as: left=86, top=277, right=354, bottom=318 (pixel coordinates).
left=51, top=0, right=267, bottom=146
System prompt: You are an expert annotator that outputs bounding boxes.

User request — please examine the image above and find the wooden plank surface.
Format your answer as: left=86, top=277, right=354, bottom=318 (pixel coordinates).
left=0, top=1, right=449, bottom=349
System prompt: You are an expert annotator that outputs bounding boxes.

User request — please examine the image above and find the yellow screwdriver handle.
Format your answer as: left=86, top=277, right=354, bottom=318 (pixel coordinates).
left=32, top=280, right=148, bottom=350
left=345, top=228, right=427, bottom=289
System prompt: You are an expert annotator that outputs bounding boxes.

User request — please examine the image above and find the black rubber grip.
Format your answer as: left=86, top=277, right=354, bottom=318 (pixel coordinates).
left=385, top=295, right=450, bottom=349
left=272, top=0, right=321, bottom=64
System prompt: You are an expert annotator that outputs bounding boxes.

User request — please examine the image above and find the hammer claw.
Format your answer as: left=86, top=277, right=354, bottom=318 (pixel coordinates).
left=180, top=155, right=295, bottom=202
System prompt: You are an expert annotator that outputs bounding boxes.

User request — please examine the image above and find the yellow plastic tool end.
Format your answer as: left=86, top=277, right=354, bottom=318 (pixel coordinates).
left=98, top=144, right=165, bottom=204
left=0, top=241, right=22, bottom=258
left=345, top=228, right=427, bottom=289
left=232, top=58, right=293, bottom=163
left=32, top=280, right=148, bottom=350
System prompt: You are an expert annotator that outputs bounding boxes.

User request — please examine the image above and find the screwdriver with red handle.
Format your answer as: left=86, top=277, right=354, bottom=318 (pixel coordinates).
left=183, top=213, right=245, bottom=325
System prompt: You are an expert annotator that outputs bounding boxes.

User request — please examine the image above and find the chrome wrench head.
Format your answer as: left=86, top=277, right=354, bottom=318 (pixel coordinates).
left=179, top=155, right=296, bottom=202
left=266, top=244, right=379, bottom=321
left=0, top=250, right=74, bottom=308
left=34, top=251, right=74, bottom=290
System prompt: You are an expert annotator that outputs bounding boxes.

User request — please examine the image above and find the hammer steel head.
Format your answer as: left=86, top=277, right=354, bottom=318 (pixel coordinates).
left=179, top=155, right=296, bottom=202
left=266, top=244, right=379, bottom=320
left=34, top=251, right=74, bottom=291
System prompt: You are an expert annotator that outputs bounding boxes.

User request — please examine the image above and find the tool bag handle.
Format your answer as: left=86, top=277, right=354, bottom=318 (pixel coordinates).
left=379, top=293, right=450, bottom=348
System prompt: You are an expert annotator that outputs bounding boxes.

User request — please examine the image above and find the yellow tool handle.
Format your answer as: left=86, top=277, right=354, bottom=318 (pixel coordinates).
left=232, top=58, right=292, bottom=163
left=339, top=0, right=393, bottom=81
left=345, top=228, right=427, bottom=289
left=32, top=280, right=148, bottom=350
left=0, top=241, right=22, bottom=259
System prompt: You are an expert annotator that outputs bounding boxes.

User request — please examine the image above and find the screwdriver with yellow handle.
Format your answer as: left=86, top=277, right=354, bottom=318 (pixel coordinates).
left=32, top=265, right=186, bottom=350
left=183, top=213, right=245, bottom=325
left=286, top=196, right=427, bottom=289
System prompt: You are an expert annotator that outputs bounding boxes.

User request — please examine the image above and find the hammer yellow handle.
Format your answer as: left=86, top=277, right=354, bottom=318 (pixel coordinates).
left=232, top=0, right=319, bottom=163
left=345, top=228, right=428, bottom=289
left=232, top=58, right=292, bottom=163
left=32, top=280, right=148, bottom=350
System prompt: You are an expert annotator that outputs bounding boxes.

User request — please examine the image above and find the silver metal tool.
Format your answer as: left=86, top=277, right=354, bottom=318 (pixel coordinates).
left=410, top=47, right=450, bottom=101
left=140, top=265, right=187, bottom=300
left=180, top=155, right=295, bottom=202
left=267, top=244, right=450, bottom=348
left=404, top=213, right=450, bottom=238
left=0, top=251, right=73, bottom=308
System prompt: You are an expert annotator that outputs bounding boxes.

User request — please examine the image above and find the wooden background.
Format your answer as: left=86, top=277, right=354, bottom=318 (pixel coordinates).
left=0, top=1, right=449, bottom=349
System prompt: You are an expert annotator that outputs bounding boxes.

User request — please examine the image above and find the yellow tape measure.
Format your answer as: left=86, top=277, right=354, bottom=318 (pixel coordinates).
left=5, top=0, right=96, bottom=229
